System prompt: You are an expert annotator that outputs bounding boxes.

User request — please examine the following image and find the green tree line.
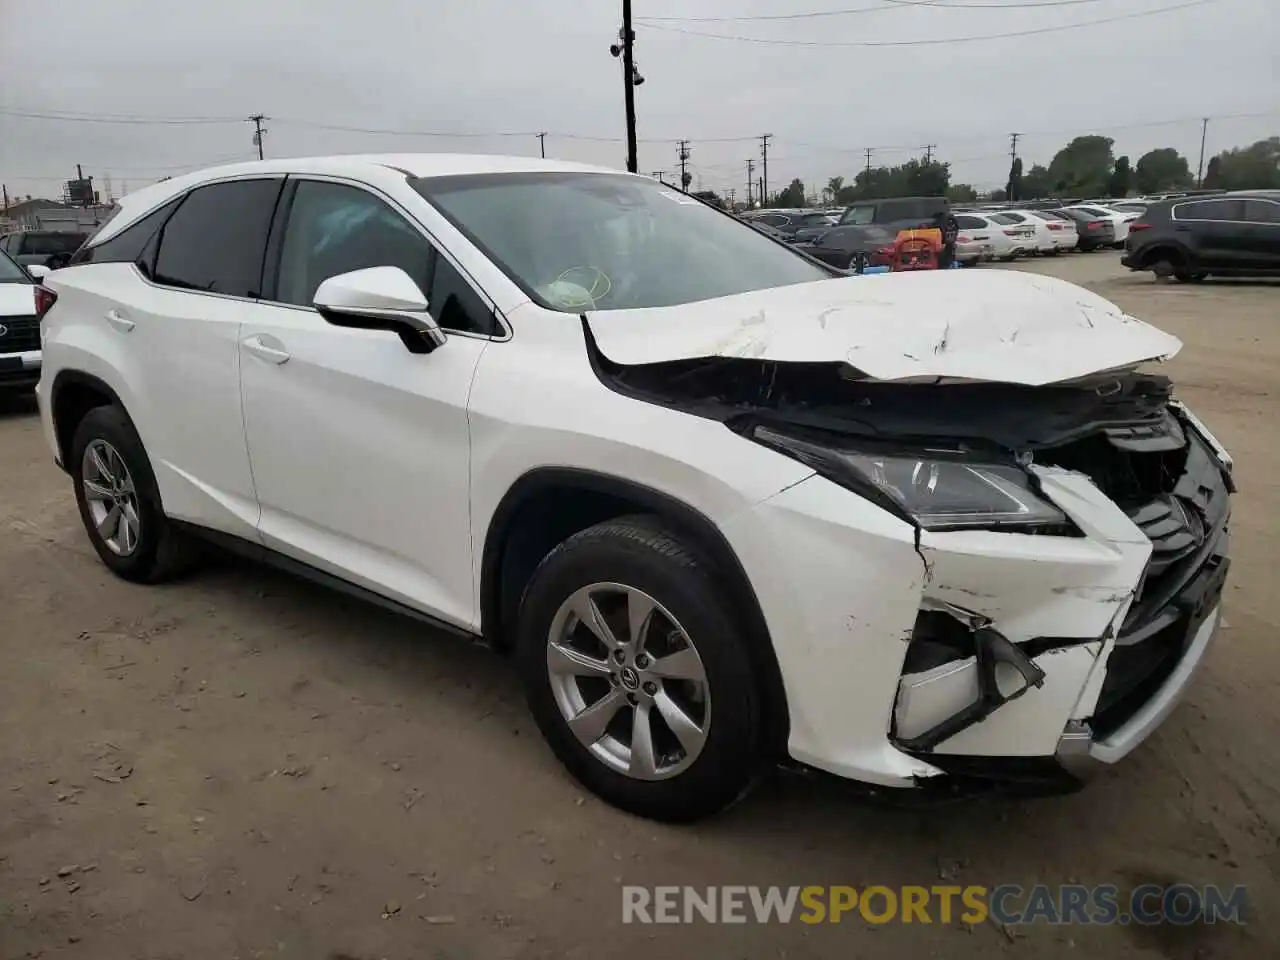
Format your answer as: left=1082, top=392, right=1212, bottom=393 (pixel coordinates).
left=752, top=134, right=1278, bottom=208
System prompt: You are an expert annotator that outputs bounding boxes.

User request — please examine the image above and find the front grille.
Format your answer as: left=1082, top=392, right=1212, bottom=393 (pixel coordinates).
left=0, top=315, right=40, bottom=354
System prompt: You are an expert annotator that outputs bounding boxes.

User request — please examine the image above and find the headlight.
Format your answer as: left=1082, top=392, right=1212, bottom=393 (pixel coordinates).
left=754, top=426, right=1068, bottom=531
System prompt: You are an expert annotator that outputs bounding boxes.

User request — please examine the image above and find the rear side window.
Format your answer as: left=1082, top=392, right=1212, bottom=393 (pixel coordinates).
left=955, top=215, right=987, bottom=229
left=990, top=213, right=1018, bottom=224
left=153, top=178, right=283, bottom=297
left=1244, top=199, right=1280, bottom=224
left=1173, top=199, right=1243, bottom=222
left=73, top=198, right=182, bottom=266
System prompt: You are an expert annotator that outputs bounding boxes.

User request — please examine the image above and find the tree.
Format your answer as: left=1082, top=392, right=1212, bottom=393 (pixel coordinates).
left=775, top=178, right=806, bottom=208
left=1022, top=164, right=1052, bottom=198
left=1135, top=148, right=1192, bottom=194
left=681, top=171, right=693, bottom=191
left=1201, top=138, right=1280, bottom=190
left=1006, top=157, right=1023, bottom=202
left=690, top=190, right=723, bottom=208
left=824, top=176, right=845, bottom=205
left=1108, top=155, right=1132, bottom=197
left=1047, top=135, right=1115, bottom=196
left=947, top=183, right=978, bottom=203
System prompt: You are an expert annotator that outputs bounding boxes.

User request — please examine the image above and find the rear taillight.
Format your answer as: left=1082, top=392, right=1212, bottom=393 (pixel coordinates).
left=1046, top=222, right=1063, bottom=230
left=876, top=245, right=895, bottom=257
left=1003, top=228, right=1019, bottom=236
left=1129, top=222, right=1151, bottom=232
left=956, top=234, right=971, bottom=243
left=34, top=286, right=57, bottom=318
left=1088, top=221, right=1104, bottom=230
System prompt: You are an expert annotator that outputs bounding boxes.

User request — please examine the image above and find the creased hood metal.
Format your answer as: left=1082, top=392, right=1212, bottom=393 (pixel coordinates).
left=585, top=269, right=1181, bottom=386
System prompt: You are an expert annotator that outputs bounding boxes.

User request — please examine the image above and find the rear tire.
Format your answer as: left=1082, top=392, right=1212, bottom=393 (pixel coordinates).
left=516, top=515, right=762, bottom=822
left=70, top=405, right=196, bottom=583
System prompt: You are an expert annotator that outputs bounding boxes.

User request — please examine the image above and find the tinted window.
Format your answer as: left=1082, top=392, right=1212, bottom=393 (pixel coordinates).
left=758, top=214, right=789, bottom=227
left=153, top=179, right=282, bottom=296
left=998, top=212, right=1027, bottom=222
left=990, top=213, right=1018, bottom=224
left=20, top=233, right=86, bottom=255
left=1073, top=206, right=1108, bottom=217
left=428, top=255, right=496, bottom=335
left=275, top=180, right=432, bottom=308
left=1174, top=199, right=1241, bottom=221
left=1244, top=199, right=1280, bottom=224
left=840, top=205, right=875, bottom=226
left=955, top=215, right=987, bottom=229
left=416, top=172, right=829, bottom=313
left=74, top=197, right=182, bottom=266
left=0, top=250, right=31, bottom=283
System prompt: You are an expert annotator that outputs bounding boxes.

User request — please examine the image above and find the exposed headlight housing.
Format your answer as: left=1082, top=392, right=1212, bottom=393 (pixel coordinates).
left=753, top=425, right=1068, bottom=531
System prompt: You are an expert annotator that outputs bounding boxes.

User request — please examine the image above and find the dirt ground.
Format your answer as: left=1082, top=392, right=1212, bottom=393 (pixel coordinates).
left=2, top=254, right=1278, bottom=959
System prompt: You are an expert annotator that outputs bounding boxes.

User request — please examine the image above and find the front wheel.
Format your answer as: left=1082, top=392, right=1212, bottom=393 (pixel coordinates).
left=517, top=516, right=762, bottom=822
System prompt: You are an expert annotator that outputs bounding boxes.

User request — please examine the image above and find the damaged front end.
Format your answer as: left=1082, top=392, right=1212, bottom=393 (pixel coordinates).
left=591, top=338, right=1234, bottom=791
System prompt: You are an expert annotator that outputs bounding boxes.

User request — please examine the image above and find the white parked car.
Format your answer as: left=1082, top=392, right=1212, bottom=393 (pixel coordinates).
left=36, top=155, right=1234, bottom=821
left=998, top=209, right=1079, bottom=253
left=1066, top=204, right=1136, bottom=245
left=956, top=213, right=1030, bottom=260
left=0, top=250, right=52, bottom=394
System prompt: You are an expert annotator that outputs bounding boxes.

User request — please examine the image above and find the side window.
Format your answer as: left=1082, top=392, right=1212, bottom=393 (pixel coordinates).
left=955, top=216, right=985, bottom=229
left=153, top=178, right=283, bottom=297
left=274, top=180, right=432, bottom=308
left=1245, top=200, right=1280, bottom=224
left=73, top=197, right=182, bottom=266
left=1175, top=199, right=1243, bottom=222
left=428, top=253, right=496, bottom=336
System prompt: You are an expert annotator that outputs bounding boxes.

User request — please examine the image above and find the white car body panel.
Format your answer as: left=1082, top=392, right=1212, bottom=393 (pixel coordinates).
left=34, top=153, right=1234, bottom=800
left=585, top=269, right=1181, bottom=385
left=0, top=282, right=37, bottom=317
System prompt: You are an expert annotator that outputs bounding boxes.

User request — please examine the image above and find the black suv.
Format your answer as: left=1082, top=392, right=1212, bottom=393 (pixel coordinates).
left=0, top=230, right=88, bottom=270
left=795, top=196, right=957, bottom=269
left=1122, top=191, right=1280, bottom=281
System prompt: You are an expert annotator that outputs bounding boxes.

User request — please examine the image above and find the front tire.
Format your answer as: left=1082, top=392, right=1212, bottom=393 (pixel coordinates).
left=70, top=405, right=194, bottom=583
left=516, top=516, right=762, bottom=822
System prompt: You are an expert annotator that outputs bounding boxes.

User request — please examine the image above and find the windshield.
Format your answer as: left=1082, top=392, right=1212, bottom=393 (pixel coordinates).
left=839, top=205, right=875, bottom=226
left=413, top=172, right=830, bottom=312
left=0, top=250, right=32, bottom=283
left=22, top=233, right=86, bottom=255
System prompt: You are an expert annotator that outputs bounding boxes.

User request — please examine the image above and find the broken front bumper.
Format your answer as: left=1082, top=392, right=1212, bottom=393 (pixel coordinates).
left=726, top=410, right=1231, bottom=789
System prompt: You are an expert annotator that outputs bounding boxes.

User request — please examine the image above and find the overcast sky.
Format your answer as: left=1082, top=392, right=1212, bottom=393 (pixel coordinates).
left=1, top=0, right=1276, bottom=203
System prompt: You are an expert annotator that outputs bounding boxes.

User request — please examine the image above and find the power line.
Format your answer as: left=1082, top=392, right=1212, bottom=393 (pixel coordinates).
left=636, top=0, right=1215, bottom=47
left=0, top=107, right=243, bottom=125
left=637, top=0, right=1113, bottom=21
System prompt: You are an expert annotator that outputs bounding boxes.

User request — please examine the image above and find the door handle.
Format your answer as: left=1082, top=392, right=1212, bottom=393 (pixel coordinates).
left=104, top=309, right=135, bottom=333
left=241, top=335, right=291, bottom=365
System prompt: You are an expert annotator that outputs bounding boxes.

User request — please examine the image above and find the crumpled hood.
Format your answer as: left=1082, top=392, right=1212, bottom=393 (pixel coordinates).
left=585, top=269, right=1181, bottom=385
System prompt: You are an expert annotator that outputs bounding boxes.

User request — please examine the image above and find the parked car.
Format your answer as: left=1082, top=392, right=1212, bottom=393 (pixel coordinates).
left=789, top=212, right=842, bottom=244
left=1122, top=192, right=1280, bottom=281
left=0, top=250, right=52, bottom=393
left=1065, top=204, right=1136, bottom=245
left=0, top=230, right=88, bottom=270
left=1106, top=201, right=1149, bottom=216
left=831, top=196, right=958, bottom=266
left=39, top=154, right=1233, bottom=822
left=1052, top=208, right=1116, bottom=250
left=995, top=209, right=1076, bottom=254
left=954, top=213, right=1021, bottom=262
left=793, top=224, right=897, bottom=270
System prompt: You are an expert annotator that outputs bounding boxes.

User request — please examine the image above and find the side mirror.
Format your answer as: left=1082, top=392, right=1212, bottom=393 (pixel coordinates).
left=313, top=266, right=447, bottom=355
left=26, top=264, right=51, bottom=280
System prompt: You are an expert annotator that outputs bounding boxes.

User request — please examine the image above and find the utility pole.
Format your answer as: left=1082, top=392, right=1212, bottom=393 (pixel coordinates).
left=250, top=114, right=267, bottom=160
left=651, top=170, right=667, bottom=184
left=1008, top=132, right=1021, bottom=201
left=923, top=144, right=936, bottom=164
left=746, top=158, right=755, bottom=207
left=677, top=139, right=691, bottom=191
left=864, top=148, right=873, bottom=178
left=2, top=183, right=8, bottom=215
left=609, top=1, right=639, bottom=174
left=1196, top=117, right=1209, bottom=188
left=760, top=134, right=773, bottom=206
left=537, top=132, right=547, bottom=159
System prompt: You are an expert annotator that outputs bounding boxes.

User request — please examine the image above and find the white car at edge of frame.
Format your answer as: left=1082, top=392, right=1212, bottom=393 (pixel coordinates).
left=35, top=154, right=1234, bottom=821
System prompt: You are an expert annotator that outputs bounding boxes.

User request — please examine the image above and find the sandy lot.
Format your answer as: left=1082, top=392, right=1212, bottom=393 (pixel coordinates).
left=1, top=254, right=1277, bottom=959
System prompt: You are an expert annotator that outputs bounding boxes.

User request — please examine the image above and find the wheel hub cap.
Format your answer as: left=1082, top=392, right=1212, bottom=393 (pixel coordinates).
left=81, top=439, right=141, bottom=558
left=546, top=582, right=711, bottom=781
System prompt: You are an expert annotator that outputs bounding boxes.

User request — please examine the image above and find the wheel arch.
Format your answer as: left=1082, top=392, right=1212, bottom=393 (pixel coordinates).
left=480, top=467, right=791, bottom=756
left=50, top=370, right=132, bottom=472
left=1138, top=241, right=1193, bottom=269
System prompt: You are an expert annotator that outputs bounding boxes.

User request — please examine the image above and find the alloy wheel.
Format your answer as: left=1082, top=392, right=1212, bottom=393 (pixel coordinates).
left=546, top=582, right=711, bottom=781
left=81, top=439, right=141, bottom=557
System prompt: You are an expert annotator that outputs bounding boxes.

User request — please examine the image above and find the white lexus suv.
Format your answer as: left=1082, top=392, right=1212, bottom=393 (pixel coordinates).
left=36, top=154, right=1233, bottom=821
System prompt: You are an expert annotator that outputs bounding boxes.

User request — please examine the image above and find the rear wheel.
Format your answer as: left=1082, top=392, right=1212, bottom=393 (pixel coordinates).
left=70, top=405, right=195, bottom=583
left=517, top=516, right=762, bottom=822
